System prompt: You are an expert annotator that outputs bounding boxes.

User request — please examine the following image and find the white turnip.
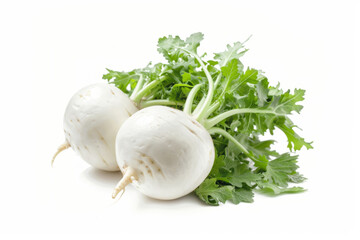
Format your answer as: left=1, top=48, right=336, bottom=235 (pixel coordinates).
left=112, top=106, right=215, bottom=200
left=52, top=83, right=138, bottom=171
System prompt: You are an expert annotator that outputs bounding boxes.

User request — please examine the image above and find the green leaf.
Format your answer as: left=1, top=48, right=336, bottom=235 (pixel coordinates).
left=157, top=35, right=186, bottom=62
left=231, top=188, right=254, bottom=204
left=257, top=181, right=306, bottom=195
left=268, top=83, right=283, bottom=96
left=102, top=68, right=139, bottom=94
left=195, top=178, right=234, bottom=206
left=288, top=172, right=307, bottom=183
left=230, top=68, right=259, bottom=95
left=209, top=154, right=226, bottom=178
left=214, top=41, right=247, bottom=67
left=271, top=88, right=306, bottom=114
left=221, top=59, right=240, bottom=82
left=172, top=83, right=193, bottom=88
left=263, top=153, right=299, bottom=187
left=235, top=134, right=279, bottom=159
left=181, top=72, right=191, bottom=82
left=157, top=33, right=204, bottom=63
left=256, top=78, right=269, bottom=107
left=276, top=117, right=313, bottom=151
left=228, top=164, right=262, bottom=188
left=220, top=59, right=241, bottom=93
left=253, top=155, right=269, bottom=170
left=185, top=32, right=204, bottom=53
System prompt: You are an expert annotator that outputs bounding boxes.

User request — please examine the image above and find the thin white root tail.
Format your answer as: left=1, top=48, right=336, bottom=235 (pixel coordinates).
left=51, top=141, right=71, bottom=167
left=112, top=167, right=137, bottom=199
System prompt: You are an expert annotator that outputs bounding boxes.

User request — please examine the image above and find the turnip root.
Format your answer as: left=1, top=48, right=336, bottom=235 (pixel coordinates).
left=112, top=106, right=215, bottom=200
left=52, top=83, right=138, bottom=171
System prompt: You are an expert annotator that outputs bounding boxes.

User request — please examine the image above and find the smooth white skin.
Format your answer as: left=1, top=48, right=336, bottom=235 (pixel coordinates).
left=63, top=83, right=138, bottom=171
left=115, top=106, right=215, bottom=200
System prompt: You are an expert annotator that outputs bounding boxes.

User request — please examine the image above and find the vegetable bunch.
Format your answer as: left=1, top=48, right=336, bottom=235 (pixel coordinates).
left=54, top=33, right=312, bottom=206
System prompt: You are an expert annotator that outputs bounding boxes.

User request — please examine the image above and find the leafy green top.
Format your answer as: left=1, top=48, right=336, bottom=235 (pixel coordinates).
left=103, top=33, right=312, bottom=206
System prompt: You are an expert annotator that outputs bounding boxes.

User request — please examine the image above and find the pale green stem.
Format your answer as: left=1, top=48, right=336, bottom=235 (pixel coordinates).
left=207, top=72, right=234, bottom=118
left=213, top=73, right=222, bottom=89
left=183, top=84, right=202, bottom=115
left=132, top=76, right=167, bottom=103
left=192, top=96, right=205, bottom=116
left=208, top=127, right=250, bottom=155
left=204, top=108, right=285, bottom=129
left=130, top=75, right=144, bottom=101
left=209, top=127, right=261, bottom=166
left=203, top=101, right=221, bottom=119
left=140, top=99, right=184, bottom=108
left=206, top=94, right=251, bottom=119
left=192, top=54, right=214, bottom=121
left=180, top=48, right=214, bottom=121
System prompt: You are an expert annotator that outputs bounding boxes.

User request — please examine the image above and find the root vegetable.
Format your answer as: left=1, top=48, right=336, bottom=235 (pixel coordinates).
left=113, top=106, right=215, bottom=200
left=52, top=83, right=138, bottom=171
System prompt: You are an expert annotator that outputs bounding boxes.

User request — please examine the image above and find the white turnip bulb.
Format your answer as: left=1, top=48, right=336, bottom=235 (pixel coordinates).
left=52, top=83, right=138, bottom=171
left=113, top=106, right=215, bottom=200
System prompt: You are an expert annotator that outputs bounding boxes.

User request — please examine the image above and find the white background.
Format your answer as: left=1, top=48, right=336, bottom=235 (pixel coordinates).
left=1, top=0, right=359, bottom=239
